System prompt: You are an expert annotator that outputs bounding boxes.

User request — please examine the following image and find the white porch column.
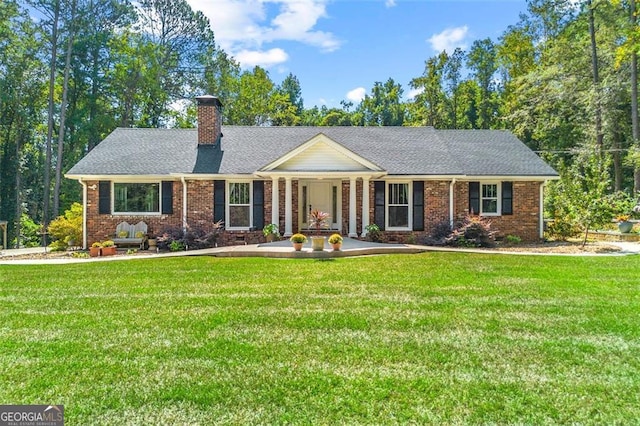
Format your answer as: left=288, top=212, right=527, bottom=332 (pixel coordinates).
left=349, top=177, right=357, bottom=238
left=284, top=177, right=293, bottom=236
left=361, top=177, right=370, bottom=237
left=271, top=177, right=279, bottom=227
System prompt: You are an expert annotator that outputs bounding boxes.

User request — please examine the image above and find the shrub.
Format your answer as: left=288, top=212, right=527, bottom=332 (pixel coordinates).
left=48, top=202, right=83, bottom=251
left=422, top=220, right=452, bottom=246
left=545, top=216, right=580, bottom=241
left=504, top=234, right=522, bottom=245
left=157, top=221, right=223, bottom=251
left=12, top=214, right=42, bottom=248
left=445, top=215, right=495, bottom=248
left=365, top=224, right=382, bottom=242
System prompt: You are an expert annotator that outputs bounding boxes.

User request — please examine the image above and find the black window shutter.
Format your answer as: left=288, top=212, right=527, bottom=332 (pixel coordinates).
left=214, top=180, right=225, bottom=223
left=412, top=181, right=424, bottom=231
left=161, top=181, right=173, bottom=214
left=469, top=181, right=480, bottom=215
left=253, top=180, right=264, bottom=230
left=374, top=181, right=386, bottom=230
left=502, top=181, right=513, bottom=215
left=98, top=181, right=110, bottom=214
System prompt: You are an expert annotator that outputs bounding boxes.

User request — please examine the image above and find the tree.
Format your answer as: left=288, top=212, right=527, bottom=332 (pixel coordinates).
left=357, top=78, right=405, bottom=126
left=467, top=38, right=499, bottom=129
left=279, top=73, right=304, bottom=116
left=409, top=52, right=448, bottom=127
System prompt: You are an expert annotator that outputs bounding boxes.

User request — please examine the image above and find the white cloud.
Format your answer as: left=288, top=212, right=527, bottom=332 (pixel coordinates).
left=385, top=0, right=396, bottom=8
left=234, top=48, right=289, bottom=68
left=187, top=0, right=341, bottom=68
left=346, top=87, right=366, bottom=103
left=428, top=25, right=469, bottom=53
left=407, top=87, right=424, bottom=100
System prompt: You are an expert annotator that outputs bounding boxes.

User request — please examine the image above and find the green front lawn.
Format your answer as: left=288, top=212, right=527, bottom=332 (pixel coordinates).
left=1, top=253, right=639, bottom=424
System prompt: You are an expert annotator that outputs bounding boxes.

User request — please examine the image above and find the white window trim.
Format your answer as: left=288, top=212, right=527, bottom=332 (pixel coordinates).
left=226, top=181, right=253, bottom=230
left=386, top=181, right=412, bottom=231
left=111, top=181, right=162, bottom=216
left=480, top=181, right=501, bottom=217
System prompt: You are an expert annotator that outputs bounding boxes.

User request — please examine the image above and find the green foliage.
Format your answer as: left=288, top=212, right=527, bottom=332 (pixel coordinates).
left=365, top=223, right=382, bottom=242
left=169, top=240, right=185, bottom=252
left=504, top=234, right=522, bottom=245
left=550, top=153, right=616, bottom=245
left=12, top=214, right=41, bottom=248
left=47, top=202, right=83, bottom=251
left=262, top=223, right=279, bottom=236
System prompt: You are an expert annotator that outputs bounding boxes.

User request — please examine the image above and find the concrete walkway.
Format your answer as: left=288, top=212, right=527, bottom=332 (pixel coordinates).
left=1, top=238, right=639, bottom=265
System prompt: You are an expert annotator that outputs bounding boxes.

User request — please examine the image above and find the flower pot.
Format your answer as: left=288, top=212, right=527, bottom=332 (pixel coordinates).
left=148, top=238, right=157, bottom=249
left=311, top=236, right=325, bottom=251
left=89, top=247, right=101, bottom=257
left=266, top=234, right=275, bottom=243
left=292, top=242, right=304, bottom=251
left=101, top=246, right=117, bottom=256
left=618, top=221, right=634, bottom=233
left=331, top=242, right=342, bottom=251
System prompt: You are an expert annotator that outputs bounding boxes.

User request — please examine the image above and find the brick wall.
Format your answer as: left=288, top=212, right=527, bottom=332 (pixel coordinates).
left=453, top=181, right=541, bottom=241
left=84, top=180, right=183, bottom=246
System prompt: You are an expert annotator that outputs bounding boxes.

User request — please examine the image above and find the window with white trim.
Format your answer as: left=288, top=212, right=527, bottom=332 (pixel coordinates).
left=228, top=182, right=251, bottom=228
left=113, top=183, right=159, bottom=213
left=388, top=182, right=410, bottom=229
left=481, top=183, right=500, bottom=215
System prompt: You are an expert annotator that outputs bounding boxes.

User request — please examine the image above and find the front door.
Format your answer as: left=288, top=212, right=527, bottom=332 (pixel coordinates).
left=301, top=181, right=339, bottom=229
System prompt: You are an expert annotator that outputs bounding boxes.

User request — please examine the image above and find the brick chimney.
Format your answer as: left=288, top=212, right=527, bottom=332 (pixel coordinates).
left=196, top=95, right=223, bottom=146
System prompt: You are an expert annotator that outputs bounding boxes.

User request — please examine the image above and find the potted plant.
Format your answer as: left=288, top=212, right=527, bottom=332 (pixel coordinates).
left=89, top=241, right=102, bottom=257
left=101, top=240, right=116, bottom=256
left=328, top=233, right=343, bottom=251
left=263, top=223, right=279, bottom=242
left=616, top=214, right=633, bottom=233
left=308, top=209, right=330, bottom=251
left=289, top=233, right=307, bottom=251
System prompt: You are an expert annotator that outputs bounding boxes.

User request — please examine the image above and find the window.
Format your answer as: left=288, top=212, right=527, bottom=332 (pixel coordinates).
left=388, top=183, right=410, bottom=228
left=114, top=183, right=159, bottom=213
left=481, top=183, right=499, bottom=215
left=228, top=182, right=251, bottom=228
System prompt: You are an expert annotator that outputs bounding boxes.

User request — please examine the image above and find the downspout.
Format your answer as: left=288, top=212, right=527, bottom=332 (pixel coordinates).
left=449, top=178, right=456, bottom=228
left=181, top=176, right=188, bottom=234
left=539, top=180, right=548, bottom=240
left=78, top=178, right=87, bottom=249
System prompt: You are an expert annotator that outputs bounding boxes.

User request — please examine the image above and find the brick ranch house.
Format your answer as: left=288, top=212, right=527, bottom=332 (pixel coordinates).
left=66, top=95, right=559, bottom=248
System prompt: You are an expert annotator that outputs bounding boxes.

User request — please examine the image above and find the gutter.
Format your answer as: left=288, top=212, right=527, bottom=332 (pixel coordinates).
left=181, top=176, right=188, bottom=234
left=78, top=178, right=87, bottom=249
left=449, top=178, right=456, bottom=228
left=539, top=180, right=548, bottom=239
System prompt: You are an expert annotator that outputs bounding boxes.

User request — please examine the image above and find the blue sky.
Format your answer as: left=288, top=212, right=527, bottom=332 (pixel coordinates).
left=187, top=0, right=528, bottom=108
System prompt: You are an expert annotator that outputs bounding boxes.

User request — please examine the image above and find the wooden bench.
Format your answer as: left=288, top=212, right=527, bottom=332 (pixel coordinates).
left=113, top=221, right=148, bottom=249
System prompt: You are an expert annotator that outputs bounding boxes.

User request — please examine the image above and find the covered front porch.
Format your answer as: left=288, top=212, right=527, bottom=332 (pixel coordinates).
left=260, top=173, right=384, bottom=238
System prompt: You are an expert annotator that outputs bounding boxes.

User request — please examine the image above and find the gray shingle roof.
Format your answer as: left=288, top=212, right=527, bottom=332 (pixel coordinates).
left=66, top=126, right=558, bottom=178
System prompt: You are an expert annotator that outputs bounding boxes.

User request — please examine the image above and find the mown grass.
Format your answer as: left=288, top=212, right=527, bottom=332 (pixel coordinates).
left=1, top=253, right=639, bottom=424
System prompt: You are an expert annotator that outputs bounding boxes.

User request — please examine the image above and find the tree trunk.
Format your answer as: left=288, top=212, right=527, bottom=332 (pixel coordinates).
left=43, top=0, right=60, bottom=241
left=588, top=0, right=604, bottom=156
left=53, top=0, right=77, bottom=216
left=631, top=0, right=640, bottom=194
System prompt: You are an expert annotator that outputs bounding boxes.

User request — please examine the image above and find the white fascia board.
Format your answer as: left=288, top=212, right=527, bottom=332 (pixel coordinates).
left=65, top=174, right=179, bottom=181
left=458, top=175, right=560, bottom=181
left=254, top=171, right=388, bottom=179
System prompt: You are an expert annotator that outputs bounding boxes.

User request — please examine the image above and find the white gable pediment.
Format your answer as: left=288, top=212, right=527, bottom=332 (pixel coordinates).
left=261, top=133, right=382, bottom=172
